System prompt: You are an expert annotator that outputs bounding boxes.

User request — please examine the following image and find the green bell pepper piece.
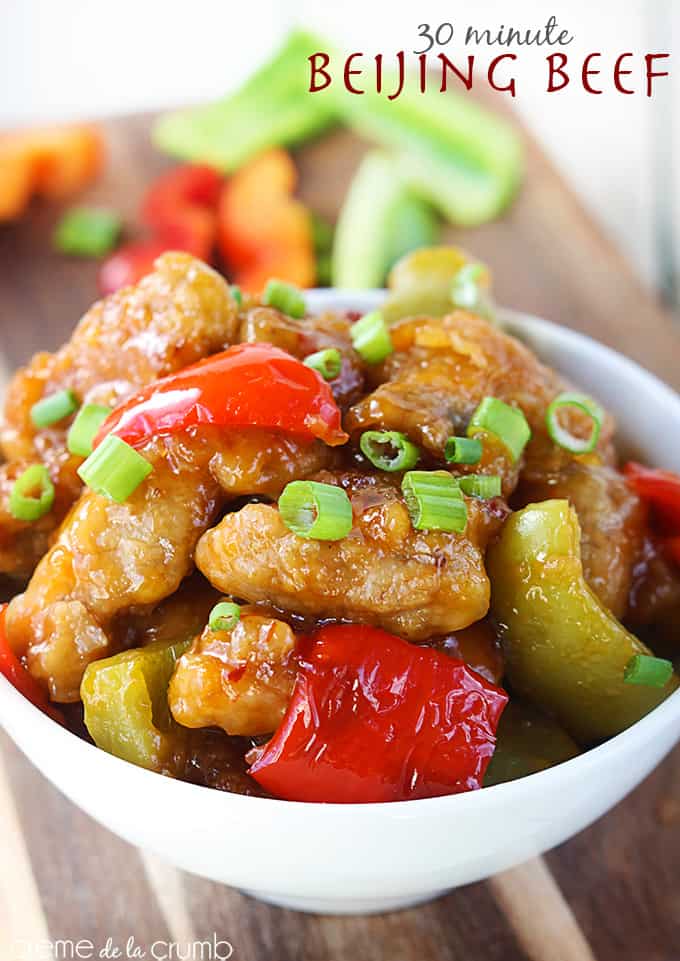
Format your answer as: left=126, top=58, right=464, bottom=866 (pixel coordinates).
left=484, top=701, right=581, bottom=787
left=81, top=638, right=190, bottom=772
left=488, top=499, right=679, bottom=744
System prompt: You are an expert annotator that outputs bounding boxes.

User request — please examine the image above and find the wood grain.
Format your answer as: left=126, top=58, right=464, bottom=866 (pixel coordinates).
left=489, top=859, right=597, bottom=961
left=0, top=111, right=679, bottom=960
left=0, top=743, right=50, bottom=959
left=0, top=731, right=172, bottom=949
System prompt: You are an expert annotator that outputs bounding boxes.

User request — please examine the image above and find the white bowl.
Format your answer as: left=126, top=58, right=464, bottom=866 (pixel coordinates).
left=2, top=291, right=680, bottom=916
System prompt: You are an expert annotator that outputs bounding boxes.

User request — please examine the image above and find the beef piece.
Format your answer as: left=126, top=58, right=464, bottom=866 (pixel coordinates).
left=195, top=470, right=507, bottom=641
left=0, top=253, right=239, bottom=577
left=627, top=535, right=680, bottom=648
left=5, top=427, right=327, bottom=702
left=516, top=462, right=645, bottom=619
left=169, top=608, right=298, bottom=737
left=346, top=311, right=616, bottom=498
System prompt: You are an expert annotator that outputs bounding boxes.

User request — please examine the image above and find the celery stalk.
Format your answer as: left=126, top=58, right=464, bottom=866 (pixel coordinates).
left=384, top=192, right=439, bottom=272
left=333, top=85, right=523, bottom=225
left=153, top=31, right=337, bottom=170
left=154, top=29, right=523, bottom=226
left=333, top=151, right=439, bottom=289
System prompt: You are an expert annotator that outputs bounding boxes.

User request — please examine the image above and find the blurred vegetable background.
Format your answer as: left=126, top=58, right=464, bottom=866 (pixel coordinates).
left=0, top=125, right=104, bottom=219
left=0, top=30, right=523, bottom=297
left=2, top=0, right=677, bottom=307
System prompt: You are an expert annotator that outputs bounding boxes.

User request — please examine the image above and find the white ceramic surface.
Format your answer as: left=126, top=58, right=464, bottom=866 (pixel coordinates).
left=2, top=291, right=680, bottom=916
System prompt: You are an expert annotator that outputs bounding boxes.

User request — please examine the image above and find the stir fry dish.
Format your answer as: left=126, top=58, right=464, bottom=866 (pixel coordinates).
left=1, top=247, right=679, bottom=803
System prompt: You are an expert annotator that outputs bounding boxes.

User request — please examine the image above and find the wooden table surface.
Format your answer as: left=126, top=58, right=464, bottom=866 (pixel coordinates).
left=1, top=114, right=680, bottom=961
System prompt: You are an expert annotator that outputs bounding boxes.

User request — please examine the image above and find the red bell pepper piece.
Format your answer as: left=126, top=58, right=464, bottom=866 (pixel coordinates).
left=624, top=462, right=680, bottom=570
left=0, top=605, right=62, bottom=722
left=624, top=462, right=680, bottom=531
left=143, top=164, right=222, bottom=221
left=98, top=165, right=223, bottom=295
left=147, top=209, right=215, bottom=260
left=666, top=537, right=680, bottom=568
left=97, top=239, right=170, bottom=296
left=249, top=624, right=508, bottom=803
left=96, top=343, right=348, bottom=450
left=142, top=164, right=222, bottom=262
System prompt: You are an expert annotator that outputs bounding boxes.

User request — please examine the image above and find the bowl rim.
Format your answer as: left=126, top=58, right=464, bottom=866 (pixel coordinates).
left=2, top=293, right=680, bottom=815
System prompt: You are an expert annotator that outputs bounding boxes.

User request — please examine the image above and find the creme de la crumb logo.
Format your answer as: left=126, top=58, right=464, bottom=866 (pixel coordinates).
left=12, top=935, right=234, bottom=961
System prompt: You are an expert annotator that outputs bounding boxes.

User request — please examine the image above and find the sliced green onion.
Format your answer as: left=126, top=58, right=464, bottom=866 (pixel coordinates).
left=230, top=284, right=243, bottom=305
left=546, top=392, right=604, bottom=455
left=444, top=436, right=482, bottom=465
left=623, top=654, right=673, bottom=688
left=78, top=434, right=153, bottom=503
left=8, top=465, right=55, bottom=521
left=67, top=403, right=112, bottom=458
left=262, top=279, right=306, bottom=319
left=304, top=348, right=342, bottom=381
left=458, top=474, right=502, bottom=499
left=360, top=430, right=420, bottom=472
left=350, top=310, right=394, bottom=364
left=450, top=263, right=495, bottom=321
left=468, top=397, right=531, bottom=463
left=402, top=470, right=468, bottom=533
left=53, top=206, right=122, bottom=257
left=30, top=389, right=79, bottom=428
left=451, top=263, right=485, bottom=309
left=278, top=480, right=352, bottom=540
left=209, top=601, right=241, bottom=632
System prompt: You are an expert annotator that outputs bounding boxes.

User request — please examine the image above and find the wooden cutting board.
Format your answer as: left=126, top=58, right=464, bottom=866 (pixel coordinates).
left=1, top=112, right=680, bottom=961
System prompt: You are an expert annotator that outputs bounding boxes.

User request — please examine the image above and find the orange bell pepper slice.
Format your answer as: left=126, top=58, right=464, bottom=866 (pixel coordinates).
left=217, top=148, right=315, bottom=292
left=0, top=124, right=105, bottom=221
left=0, top=150, right=35, bottom=220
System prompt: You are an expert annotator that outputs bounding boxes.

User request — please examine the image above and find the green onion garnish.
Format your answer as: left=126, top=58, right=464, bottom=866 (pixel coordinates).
left=359, top=430, right=420, bottom=472
left=450, top=263, right=495, bottom=321
left=623, top=654, right=673, bottom=688
left=545, top=392, right=604, bottom=455
left=53, top=207, right=122, bottom=257
left=67, top=403, right=112, bottom=458
left=468, top=397, right=531, bottom=463
left=444, top=436, right=482, bottom=465
left=78, top=434, right=153, bottom=503
left=402, top=470, right=468, bottom=533
left=279, top=480, right=352, bottom=541
left=451, top=263, right=485, bottom=310
left=230, top=284, right=243, bottom=305
left=30, top=389, right=79, bottom=428
left=209, top=601, right=241, bottom=632
left=8, top=465, right=55, bottom=521
left=458, top=474, right=502, bottom=499
left=262, top=279, right=306, bottom=319
left=304, top=348, right=342, bottom=381
left=350, top=311, right=394, bottom=364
